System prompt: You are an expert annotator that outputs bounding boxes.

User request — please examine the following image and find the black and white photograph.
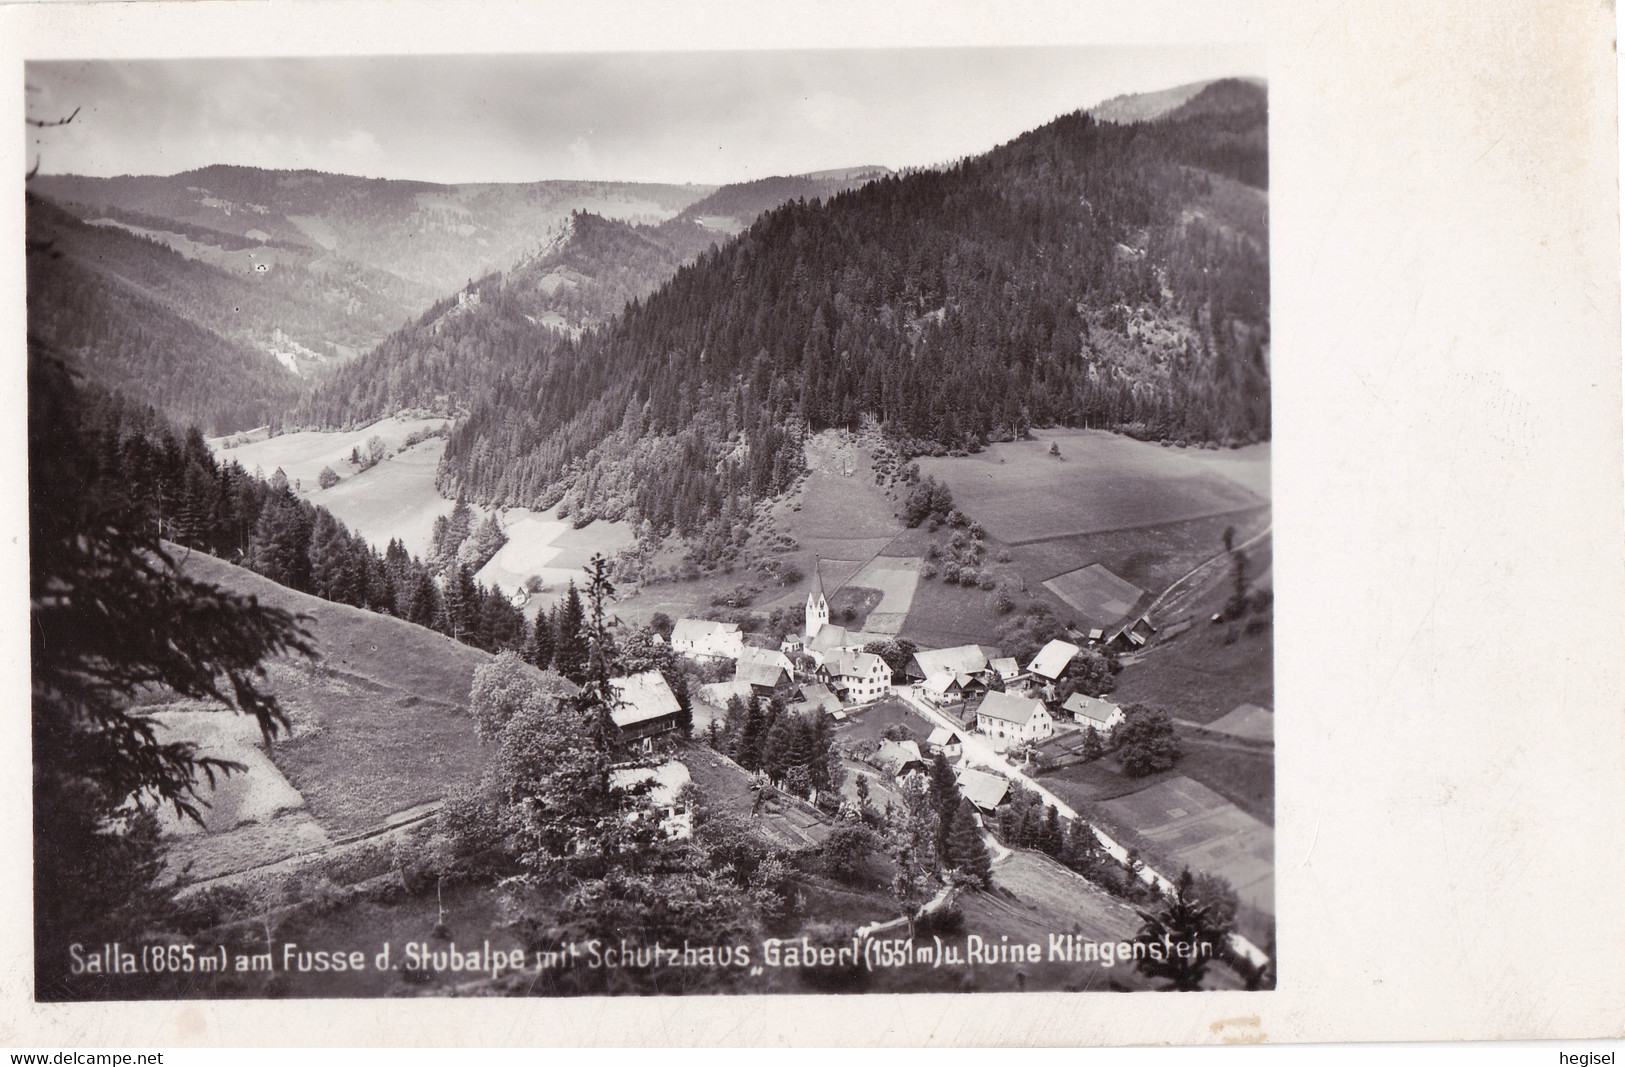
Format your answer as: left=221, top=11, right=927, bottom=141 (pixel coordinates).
left=25, top=46, right=1272, bottom=1000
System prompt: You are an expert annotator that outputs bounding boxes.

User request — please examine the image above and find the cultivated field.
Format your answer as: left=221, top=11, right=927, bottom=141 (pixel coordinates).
left=1043, top=564, right=1148, bottom=629
left=840, top=556, right=921, bottom=634
left=1174, top=733, right=1275, bottom=826
left=1010, top=507, right=1268, bottom=604
left=1095, top=775, right=1274, bottom=916
left=913, top=429, right=1265, bottom=545
left=1204, top=703, right=1274, bottom=743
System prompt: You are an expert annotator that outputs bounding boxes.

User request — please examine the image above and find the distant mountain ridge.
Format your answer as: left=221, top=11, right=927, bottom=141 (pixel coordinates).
left=1088, top=76, right=1266, bottom=124
left=31, top=167, right=714, bottom=295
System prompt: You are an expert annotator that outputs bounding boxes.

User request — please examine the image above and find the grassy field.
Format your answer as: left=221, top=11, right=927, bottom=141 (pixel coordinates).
left=176, top=552, right=494, bottom=846
left=476, top=506, right=635, bottom=606
left=1110, top=576, right=1273, bottom=724
left=914, top=429, right=1265, bottom=545
left=1035, top=752, right=1184, bottom=808
left=1011, top=507, right=1269, bottom=599
left=833, top=696, right=938, bottom=747
left=210, top=415, right=451, bottom=491
left=310, top=438, right=456, bottom=559
left=1173, top=733, right=1274, bottom=826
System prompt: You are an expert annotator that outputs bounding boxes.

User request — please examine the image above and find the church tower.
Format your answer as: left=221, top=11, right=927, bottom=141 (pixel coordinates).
left=805, top=558, right=830, bottom=639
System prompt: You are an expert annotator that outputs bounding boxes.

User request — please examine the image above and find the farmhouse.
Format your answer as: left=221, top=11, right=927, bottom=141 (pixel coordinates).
left=816, top=650, right=891, bottom=705
left=974, top=691, right=1056, bottom=743
left=921, top=670, right=973, bottom=706
left=1063, top=692, right=1126, bottom=733
left=873, top=739, right=927, bottom=779
left=608, top=671, right=686, bottom=748
left=735, top=645, right=794, bottom=697
left=789, top=682, right=843, bottom=717
left=956, top=766, right=1011, bottom=814
left=670, top=618, right=743, bottom=661
left=608, top=761, right=694, bottom=839
left=925, top=726, right=963, bottom=759
left=989, top=656, right=1022, bottom=684
left=1028, top=639, right=1081, bottom=682
left=909, top=644, right=991, bottom=684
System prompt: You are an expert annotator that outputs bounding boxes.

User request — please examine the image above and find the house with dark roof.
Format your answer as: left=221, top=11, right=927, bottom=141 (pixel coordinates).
left=925, top=726, right=963, bottom=759
left=790, top=682, right=843, bottom=717
left=735, top=645, right=794, bottom=697
left=873, top=739, right=927, bottom=779
left=974, top=691, right=1055, bottom=744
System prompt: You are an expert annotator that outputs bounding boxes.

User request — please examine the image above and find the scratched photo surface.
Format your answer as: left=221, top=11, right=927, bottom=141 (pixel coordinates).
left=26, top=48, right=1272, bottom=1000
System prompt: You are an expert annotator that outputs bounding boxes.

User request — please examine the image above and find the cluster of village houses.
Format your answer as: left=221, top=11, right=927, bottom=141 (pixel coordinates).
left=601, top=569, right=1145, bottom=829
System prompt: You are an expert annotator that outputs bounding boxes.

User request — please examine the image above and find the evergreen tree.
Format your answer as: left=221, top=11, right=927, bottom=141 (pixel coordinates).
left=528, top=607, right=556, bottom=670
left=1133, top=869, right=1229, bottom=992
left=945, top=800, right=992, bottom=886
left=552, top=581, right=589, bottom=683
left=30, top=343, right=313, bottom=993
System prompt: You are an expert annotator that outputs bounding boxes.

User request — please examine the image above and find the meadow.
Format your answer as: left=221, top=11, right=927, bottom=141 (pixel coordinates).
left=913, top=429, right=1266, bottom=545
left=170, top=553, right=493, bottom=874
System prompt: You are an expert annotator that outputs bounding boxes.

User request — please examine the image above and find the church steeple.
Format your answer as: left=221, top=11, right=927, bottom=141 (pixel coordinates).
left=805, top=557, right=830, bottom=638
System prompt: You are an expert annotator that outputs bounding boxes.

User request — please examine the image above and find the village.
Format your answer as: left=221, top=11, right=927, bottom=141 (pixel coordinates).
left=600, top=561, right=1273, bottom=972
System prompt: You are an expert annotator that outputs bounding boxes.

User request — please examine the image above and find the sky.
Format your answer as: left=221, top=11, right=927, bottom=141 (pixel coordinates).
left=25, top=47, right=1263, bottom=186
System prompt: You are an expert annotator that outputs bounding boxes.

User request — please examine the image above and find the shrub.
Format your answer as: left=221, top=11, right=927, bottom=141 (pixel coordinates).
left=978, top=572, right=997, bottom=591
left=920, top=562, right=939, bottom=580
left=317, top=466, right=341, bottom=490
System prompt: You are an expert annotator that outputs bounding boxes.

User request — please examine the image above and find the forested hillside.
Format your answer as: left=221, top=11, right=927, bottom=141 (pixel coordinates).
left=677, top=167, right=893, bottom=233
left=27, top=201, right=302, bottom=434
left=424, top=80, right=1268, bottom=539
left=292, top=169, right=892, bottom=427
left=37, top=347, right=535, bottom=656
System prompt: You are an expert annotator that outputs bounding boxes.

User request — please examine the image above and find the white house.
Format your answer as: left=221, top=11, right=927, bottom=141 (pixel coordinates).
left=1027, top=639, right=1081, bottom=682
left=816, top=650, right=891, bottom=705
left=1063, top=692, right=1126, bottom=734
left=974, top=691, right=1055, bottom=744
left=670, top=618, right=743, bottom=661
left=989, top=656, right=1022, bottom=684
left=925, top=726, right=963, bottom=760
left=921, top=670, right=972, bottom=705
